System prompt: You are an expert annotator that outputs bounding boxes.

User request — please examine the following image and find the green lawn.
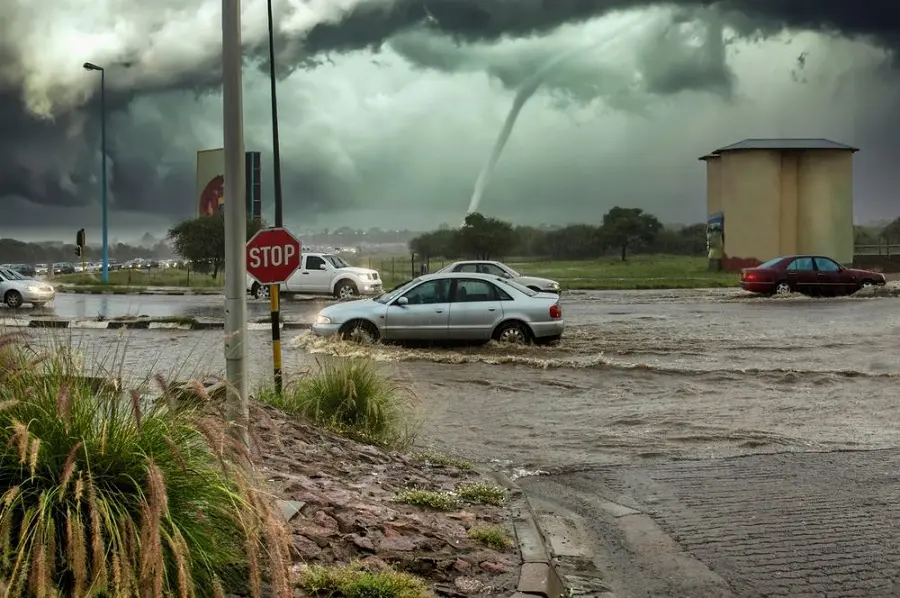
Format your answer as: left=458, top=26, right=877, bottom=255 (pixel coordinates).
left=358, top=254, right=739, bottom=291
left=52, top=268, right=223, bottom=288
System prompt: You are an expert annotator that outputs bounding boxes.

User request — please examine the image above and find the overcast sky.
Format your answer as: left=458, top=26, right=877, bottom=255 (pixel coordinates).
left=1, top=0, right=899, bottom=240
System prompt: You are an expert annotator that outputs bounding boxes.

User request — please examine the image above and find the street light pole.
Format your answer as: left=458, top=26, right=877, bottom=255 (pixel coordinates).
left=82, top=62, right=109, bottom=284
left=266, top=0, right=285, bottom=394
left=222, top=0, right=250, bottom=448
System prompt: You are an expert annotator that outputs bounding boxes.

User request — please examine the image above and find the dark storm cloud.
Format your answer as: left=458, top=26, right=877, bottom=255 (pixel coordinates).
left=1, top=0, right=899, bottom=222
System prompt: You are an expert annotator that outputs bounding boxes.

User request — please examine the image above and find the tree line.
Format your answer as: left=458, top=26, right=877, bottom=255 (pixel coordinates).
left=410, top=207, right=705, bottom=261
left=0, top=237, right=169, bottom=265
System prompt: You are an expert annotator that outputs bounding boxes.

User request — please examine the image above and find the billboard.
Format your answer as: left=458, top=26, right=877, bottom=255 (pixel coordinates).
left=196, top=149, right=262, bottom=221
left=196, top=148, right=225, bottom=217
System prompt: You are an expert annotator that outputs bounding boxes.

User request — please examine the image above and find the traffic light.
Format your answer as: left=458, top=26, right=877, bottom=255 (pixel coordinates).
left=76, top=228, right=85, bottom=247
left=75, top=246, right=82, bottom=258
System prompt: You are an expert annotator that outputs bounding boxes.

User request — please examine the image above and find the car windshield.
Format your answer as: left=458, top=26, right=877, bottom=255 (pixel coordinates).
left=374, top=278, right=420, bottom=304
left=497, top=277, right=537, bottom=296
left=325, top=255, right=349, bottom=269
left=757, top=257, right=784, bottom=269
left=0, top=267, right=26, bottom=281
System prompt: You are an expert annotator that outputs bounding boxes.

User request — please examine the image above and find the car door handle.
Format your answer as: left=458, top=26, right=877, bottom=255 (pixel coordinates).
left=487, top=308, right=496, bottom=311
left=301, top=271, right=309, bottom=275
left=435, top=309, right=444, bottom=313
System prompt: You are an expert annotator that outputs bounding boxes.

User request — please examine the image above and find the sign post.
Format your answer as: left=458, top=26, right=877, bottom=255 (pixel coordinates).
left=246, top=227, right=302, bottom=393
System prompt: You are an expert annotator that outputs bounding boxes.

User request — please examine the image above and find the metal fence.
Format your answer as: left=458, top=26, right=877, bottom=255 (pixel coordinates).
left=854, top=244, right=900, bottom=256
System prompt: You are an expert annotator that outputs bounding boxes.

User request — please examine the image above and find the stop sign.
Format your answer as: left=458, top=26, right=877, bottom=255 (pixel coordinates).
left=246, top=227, right=302, bottom=284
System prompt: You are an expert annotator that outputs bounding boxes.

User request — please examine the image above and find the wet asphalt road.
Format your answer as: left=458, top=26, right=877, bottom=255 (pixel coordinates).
left=10, top=286, right=900, bottom=597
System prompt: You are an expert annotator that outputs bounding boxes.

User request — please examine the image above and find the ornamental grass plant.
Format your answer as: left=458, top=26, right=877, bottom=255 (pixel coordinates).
left=0, top=332, right=290, bottom=598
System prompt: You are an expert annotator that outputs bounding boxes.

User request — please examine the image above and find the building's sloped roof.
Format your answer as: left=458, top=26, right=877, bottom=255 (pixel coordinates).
left=699, top=138, right=859, bottom=161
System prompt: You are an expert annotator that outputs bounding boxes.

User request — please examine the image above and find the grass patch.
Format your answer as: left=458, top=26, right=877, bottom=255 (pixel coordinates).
left=298, top=563, right=430, bottom=598
left=257, top=359, right=417, bottom=448
left=395, top=489, right=460, bottom=511
left=0, top=333, right=291, bottom=598
left=456, top=483, right=506, bottom=506
left=355, top=254, right=740, bottom=291
left=52, top=268, right=223, bottom=288
left=410, top=451, right=473, bottom=471
left=467, top=526, right=513, bottom=551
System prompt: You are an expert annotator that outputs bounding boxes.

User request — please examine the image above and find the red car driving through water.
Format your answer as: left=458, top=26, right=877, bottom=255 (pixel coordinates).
left=740, top=255, right=886, bottom=297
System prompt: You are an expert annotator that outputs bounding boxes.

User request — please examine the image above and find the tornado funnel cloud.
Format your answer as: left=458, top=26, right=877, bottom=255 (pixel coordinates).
left=465, top=13, right=648, bottom=217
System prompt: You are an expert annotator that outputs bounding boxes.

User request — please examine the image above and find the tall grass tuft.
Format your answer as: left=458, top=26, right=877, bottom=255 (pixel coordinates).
left=259, top=359, right=417, bottom=448
left=0, top=333, right=290, bottom=598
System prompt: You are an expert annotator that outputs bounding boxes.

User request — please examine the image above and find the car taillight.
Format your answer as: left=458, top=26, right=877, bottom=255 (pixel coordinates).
left=549, top=304, right=562, bottom=319
left=744, top=272, right=756, bottom=281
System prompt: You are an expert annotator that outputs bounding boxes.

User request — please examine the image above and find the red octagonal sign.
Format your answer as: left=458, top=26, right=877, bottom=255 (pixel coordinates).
left=246, top=227, right=302, bottom=285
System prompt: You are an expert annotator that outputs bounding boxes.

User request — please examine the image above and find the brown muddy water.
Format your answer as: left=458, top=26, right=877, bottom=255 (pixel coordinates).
left=15, top=286, right=900, bottom=472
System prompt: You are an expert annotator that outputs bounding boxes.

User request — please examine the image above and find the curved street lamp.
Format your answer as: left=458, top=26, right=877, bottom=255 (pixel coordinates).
left=82, top=61, right=109, bottom=284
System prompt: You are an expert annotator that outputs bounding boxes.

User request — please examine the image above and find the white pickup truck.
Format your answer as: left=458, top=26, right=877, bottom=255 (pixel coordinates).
left=246, top=252, right=382, bottom=300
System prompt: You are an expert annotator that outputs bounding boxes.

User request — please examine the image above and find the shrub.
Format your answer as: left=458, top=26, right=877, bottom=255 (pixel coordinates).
left=0, top=334, right=290, bottom=598
left=394, top=489, right=460, bottom=511
left=467, top=526, right=513, bottom=551
left=298, top=562, right=430, bottom=598
left=456, top=483, right=506, bottom=506
left=259, top=359, right=417, bottom=447
left=410, top=451, right=473, bottom=471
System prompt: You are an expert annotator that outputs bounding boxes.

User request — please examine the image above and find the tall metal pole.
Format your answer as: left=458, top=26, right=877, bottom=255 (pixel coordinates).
left=266, top=0, right=285, bottom=394
left=222, top=0, right=249, bottom=447
left=100, top=69, right=109, bottom=284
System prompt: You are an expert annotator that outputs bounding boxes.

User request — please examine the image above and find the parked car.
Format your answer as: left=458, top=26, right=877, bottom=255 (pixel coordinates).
left=1, top=264, right=35, bottom=278
left=247, top=252, right=382, bottom=300
left=0, top=267, right=56, bottom=308
left=740, top=255, right=886, bottom=297
left=35, top=263, right=49, bottom=276
left=435, top=260, right=560, bottom=293
left=52, top=262, right=75, bottom=275
left=311, top=272, right=564, bottom=344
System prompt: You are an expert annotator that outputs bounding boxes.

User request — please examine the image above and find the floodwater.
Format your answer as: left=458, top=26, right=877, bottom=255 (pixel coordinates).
left=13, top=285, right=900, bottom=472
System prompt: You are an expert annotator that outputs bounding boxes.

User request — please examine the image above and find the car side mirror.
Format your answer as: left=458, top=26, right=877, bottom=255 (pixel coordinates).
left=396, top=296, right=409, bottom=306
left=318, top=264, right=327, bottom=270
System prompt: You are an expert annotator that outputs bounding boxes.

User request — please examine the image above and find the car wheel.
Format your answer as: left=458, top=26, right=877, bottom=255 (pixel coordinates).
left=334, top=280, right=358, bottom=300
left=340, top=320, right=379, bottom=344
left=774, top=281, right=792, bottom=296
left=4, top=291, right=23, bottom=309
left=494, top=321, right=531, bottom=345
left=859, top=280, right=875, bottom=291
left=253, top=283, right=269, bottom=300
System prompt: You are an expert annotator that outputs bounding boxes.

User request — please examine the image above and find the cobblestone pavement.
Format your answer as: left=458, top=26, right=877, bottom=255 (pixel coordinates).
left=526, top=450, right=900, bottom=597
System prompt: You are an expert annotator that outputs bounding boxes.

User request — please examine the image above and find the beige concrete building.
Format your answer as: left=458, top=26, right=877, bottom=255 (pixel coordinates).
left=700, top=138, right=858, bottom=269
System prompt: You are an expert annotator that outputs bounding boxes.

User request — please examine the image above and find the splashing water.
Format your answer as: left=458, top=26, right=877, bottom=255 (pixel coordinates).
left=464, top=12, right=650, bottom=217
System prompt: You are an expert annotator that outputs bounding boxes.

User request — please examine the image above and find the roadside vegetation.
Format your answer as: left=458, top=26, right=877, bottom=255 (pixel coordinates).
left=0, top=333, right=290, bottom=598
left=467, top=525, right=514, bottom=551
left=53, top=268, right=222, bottom=288
left=298, top=563, right=429, bottom=598
left=257, top=359, right=419, bottom=449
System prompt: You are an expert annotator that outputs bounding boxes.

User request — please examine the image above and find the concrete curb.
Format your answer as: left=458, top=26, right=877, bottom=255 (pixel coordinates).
left=0, top=318, right=312, bottom=331
left=57, top=288, right=222, bottom=296
left=490, top=471, right=567, bottom=598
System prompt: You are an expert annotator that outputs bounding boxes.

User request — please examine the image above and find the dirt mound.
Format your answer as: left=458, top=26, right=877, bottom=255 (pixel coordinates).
left=249, top=403, right=519, bottom=596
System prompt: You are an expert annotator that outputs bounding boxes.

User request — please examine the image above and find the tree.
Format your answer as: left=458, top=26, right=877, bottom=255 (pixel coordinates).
left=167, top=213, right=263, bottom=278
left=879, top=218, right=900, bottom=245
left=600, top=206, right=663, bottom=261
left=456, top=212, right=516, bottom=259
left=408, top=229, right=457, bottom=260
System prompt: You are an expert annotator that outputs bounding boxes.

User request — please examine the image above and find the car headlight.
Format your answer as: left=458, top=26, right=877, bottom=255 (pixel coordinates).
left=26, top=285, right=43, bottom=293
left=549, top=282, right=560, bottom=289
left=315, top=315, right=332, bottom=325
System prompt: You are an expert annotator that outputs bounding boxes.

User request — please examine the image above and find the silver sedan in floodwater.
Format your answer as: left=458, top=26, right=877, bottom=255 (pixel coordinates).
left=311, top=272, right=565, bottom=344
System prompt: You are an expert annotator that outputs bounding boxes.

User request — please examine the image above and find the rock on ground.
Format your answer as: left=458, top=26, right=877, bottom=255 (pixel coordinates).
left=249, top=403, right=520, bottom=597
